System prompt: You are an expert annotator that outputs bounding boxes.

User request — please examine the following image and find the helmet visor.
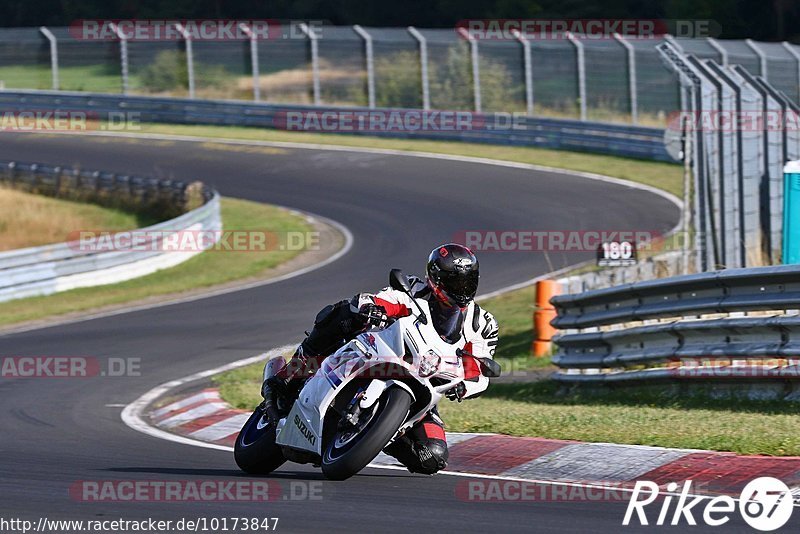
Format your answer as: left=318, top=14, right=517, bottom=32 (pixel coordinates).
left=437, top=269, right=479, bottom=306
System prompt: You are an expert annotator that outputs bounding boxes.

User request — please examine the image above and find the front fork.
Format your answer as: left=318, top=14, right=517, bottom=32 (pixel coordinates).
left=339, top=379, right=417, bottom=440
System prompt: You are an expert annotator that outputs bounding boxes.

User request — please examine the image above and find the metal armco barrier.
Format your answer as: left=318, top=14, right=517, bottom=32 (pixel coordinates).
left=0, top=90, right=672, bottom=161
left=550, top=264, right=800, bottom=384
left=0, top=161, right=221, bottom=303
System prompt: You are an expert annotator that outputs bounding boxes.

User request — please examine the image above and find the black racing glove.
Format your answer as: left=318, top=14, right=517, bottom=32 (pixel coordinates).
left=445, top=382, right=467, bottom=402
left=359, top=303, right=389, bottom=329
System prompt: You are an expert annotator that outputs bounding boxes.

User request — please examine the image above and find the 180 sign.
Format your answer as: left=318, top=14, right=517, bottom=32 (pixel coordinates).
left=597, top=241, right=637, bottom=267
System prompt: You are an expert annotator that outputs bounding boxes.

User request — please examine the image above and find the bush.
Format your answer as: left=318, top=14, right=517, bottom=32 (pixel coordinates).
left=374, top=47, right=521, bottom=111
left=375, top=51, right=423, bottom=108
left=139, top=50, right=234, bottom=93
left=139, top=50, right=189, bottom=92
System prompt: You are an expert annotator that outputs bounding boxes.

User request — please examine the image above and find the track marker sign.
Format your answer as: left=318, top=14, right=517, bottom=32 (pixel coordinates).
left=597, top=240, right=637, bottom=267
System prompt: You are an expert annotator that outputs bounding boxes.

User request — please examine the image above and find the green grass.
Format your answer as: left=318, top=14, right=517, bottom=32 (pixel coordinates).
left=0, top=64, right=123, bottom=93
left=0, top=197, right=313, bottom=326
left=212, top=356, right=289, bottom=411
left=439, top=382, right=800, bottom=456
left=479, top=285, right=554, bottom=371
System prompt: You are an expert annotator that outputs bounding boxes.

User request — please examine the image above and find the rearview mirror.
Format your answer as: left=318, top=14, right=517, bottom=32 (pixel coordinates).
left=479, top=358, right=502, bottom=378
left=389, top=269, right=412, bottom=292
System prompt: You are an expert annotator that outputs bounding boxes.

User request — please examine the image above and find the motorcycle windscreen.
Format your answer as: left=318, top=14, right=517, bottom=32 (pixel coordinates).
left=364, top=321, right=404, bottom=359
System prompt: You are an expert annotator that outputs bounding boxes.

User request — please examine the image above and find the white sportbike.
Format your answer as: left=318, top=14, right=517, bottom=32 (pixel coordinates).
left=234, top=270, right=501, bottom=480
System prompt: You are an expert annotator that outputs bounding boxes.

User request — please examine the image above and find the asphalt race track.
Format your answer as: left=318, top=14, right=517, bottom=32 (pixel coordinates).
left=0, top=133, right=752, bottom=532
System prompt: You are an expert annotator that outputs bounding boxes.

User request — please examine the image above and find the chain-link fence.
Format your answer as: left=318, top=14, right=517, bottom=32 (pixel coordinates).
left=659, top=43, right=800, bottom=272
left=2, top=25, right=798, bottom=126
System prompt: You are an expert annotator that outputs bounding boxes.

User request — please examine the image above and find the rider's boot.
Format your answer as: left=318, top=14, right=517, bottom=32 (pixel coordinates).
left=260, top=355, right=290, bottom=422
left=383, top=409, right=449, bottom=475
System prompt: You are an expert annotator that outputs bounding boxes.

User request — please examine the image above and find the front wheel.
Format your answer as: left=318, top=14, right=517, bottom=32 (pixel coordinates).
left=234, top=405, right=287, bottom=475
left=321, top=386, right=412, bottom=481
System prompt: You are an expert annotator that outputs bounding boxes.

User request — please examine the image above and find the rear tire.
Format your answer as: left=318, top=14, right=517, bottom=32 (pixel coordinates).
left=234, top=406, right=287, bottom=475
left=321, top=386, right=412, bottom=481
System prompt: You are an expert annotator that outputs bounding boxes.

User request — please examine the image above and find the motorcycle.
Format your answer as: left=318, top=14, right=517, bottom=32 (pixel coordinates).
left=234, top=269, right=501, bottom=480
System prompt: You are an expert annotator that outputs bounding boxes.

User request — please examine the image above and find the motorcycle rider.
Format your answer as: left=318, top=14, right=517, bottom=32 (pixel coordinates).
left=262, top=243, right=499, bottom=475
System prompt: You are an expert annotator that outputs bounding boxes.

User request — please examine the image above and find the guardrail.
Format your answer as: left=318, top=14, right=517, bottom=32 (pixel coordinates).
left=0, top=90, right=673, bottom=162
left=0, top=161, right=220, bottom=303
left=550, top=264, right=800, bottom=387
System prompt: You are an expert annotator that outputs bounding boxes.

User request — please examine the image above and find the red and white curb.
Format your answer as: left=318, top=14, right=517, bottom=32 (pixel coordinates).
left=150, top=387, right=800, bottom=497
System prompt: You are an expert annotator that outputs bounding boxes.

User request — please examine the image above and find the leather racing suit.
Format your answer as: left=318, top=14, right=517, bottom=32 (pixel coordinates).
left=268, top=276, right=499, bottom=474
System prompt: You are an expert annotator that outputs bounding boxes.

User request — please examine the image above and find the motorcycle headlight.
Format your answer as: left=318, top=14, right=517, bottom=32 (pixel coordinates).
left=419, top=350, right=441, bottom=378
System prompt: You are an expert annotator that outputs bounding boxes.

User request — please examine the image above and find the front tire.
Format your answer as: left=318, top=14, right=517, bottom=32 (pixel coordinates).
left=234, top=405, right=287, bottom=475
left=321, top=386, right=412, bottom=481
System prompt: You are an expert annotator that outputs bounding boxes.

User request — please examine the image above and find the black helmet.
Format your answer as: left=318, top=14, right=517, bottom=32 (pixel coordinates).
left=426, top=243, right=479, bottom=308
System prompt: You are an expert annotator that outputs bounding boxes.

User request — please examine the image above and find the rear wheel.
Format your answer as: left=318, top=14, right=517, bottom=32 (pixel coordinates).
left=234, top=405, right=287, bottom=475
left=321, top=386, right=412, bottom=481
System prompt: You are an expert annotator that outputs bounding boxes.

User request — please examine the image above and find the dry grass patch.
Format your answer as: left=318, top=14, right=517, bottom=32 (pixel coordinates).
left=0, top=187, right=152, bottom=251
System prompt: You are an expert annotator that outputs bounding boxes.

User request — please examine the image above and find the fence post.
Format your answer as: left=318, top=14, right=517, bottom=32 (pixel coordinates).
left=457, top=28, right=481, bottom=112
left=109, top=23, right=129, bottom=95
left=656, top=42, right=710, bottom=271
left=782, top=42, right=800, bottom=103
left=706, top=37, right=728, bottom=66
left=745, top=39, right=768, bottom=78
left=299, top=23, right=321, bottom=105
left=174, top=23, right=195, bottom=98
left=407, top=27, right=430, bottom=110
left=38, top=27, right=59, bottom=90
left=353, top=25, right=376, bottom=109
left=511, top=29, right=533, bottom=115
left=664, top=34, right=686, bottom=108
left=705, top=60, right=746, bottom=268
left=681, top=103, right=693, bottom=274
left=566, top=32, right=587, bottom=121
left=239, top=23, right=260, bottom=101
left=614, top=33, right=638, bottom=124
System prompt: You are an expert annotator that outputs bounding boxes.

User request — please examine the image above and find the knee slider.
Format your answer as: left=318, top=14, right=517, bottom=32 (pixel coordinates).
left=414, top=440, right=448, bottom=474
